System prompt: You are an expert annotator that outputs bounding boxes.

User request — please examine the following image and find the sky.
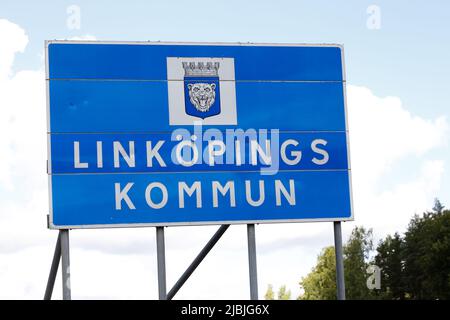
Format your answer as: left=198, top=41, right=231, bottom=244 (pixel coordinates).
left=0, top=0, right=449, bottom=299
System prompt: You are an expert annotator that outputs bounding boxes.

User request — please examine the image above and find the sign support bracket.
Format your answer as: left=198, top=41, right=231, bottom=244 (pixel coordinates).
left=166, top=224, right=230, bottom=300
left=43, top=229, right=71, bottom=300
left=44, top=231, right=61, bottom=300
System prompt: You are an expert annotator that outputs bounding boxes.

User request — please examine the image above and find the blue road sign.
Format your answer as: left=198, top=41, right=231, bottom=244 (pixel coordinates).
left=46, top=41, right=353, bottom=229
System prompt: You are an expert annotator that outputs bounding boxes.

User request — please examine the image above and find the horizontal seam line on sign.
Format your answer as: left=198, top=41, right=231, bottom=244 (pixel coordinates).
left=49, top=169, right=351, bottom=176
left=47, top=130, right=348, bottom=134
left=46, top=78, right=346, bottom=83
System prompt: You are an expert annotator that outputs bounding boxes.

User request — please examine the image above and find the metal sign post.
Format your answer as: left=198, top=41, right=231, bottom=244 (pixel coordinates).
left=156, top=227, right=167, bottom=300
left=247, top=224, right=258, bottom=300
left=60, top=229, right=71, bottom=300
left=334, top=221, right=346, bottom=300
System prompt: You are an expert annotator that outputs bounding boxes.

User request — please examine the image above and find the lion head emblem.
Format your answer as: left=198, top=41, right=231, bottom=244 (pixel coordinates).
left=187, top=83, right=216, bottom=112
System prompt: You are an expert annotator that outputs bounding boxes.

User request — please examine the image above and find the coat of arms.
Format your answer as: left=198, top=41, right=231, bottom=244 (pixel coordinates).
left=182, top=61, right=221, bottom=119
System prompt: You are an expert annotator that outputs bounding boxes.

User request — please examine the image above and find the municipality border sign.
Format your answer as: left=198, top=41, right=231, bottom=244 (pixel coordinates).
left=46, top=41, right=353, bottom=229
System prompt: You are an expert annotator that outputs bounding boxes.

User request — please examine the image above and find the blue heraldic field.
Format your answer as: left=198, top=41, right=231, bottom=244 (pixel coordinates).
left=183, top=61, right=221, bottom=119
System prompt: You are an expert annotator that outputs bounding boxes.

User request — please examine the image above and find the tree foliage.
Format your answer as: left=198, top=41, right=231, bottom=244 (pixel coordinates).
left=296, top=199, right=450, bottom=300
left=374, top=233, right=405, bottom=299
left=344, top=226, right=374, bottom=299
left=264, top=284, right=275, bottom=300
left=264, top=284, right=292, bottom=300
left=402, top=204, right=450, bottom=299
left=299, top=246, right=337, bottom=300
left=298, top=226, right=374, bottom=300
left=277, top=285, right=291, bottom=300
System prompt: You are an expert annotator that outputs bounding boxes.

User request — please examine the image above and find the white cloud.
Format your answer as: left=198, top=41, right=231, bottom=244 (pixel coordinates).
left=364, top=160, right=444, bottom=236
left=347, top=85, right=447, bottom=190
left=0, top=20, right=447, bottom=299
left=347, top=85, right=448, bottom=236
left=0, top=20, right=28, bottom=80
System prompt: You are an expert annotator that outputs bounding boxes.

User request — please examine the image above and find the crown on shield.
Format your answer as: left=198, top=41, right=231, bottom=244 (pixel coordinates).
left=182, top=61, right=220, bottom=77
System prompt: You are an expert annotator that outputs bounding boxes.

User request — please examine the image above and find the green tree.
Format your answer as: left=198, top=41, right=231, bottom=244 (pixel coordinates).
left=264, top=284, right=292, bottom=300
left=299, top=226, right=374, bottom=300
left=402, top=201, right=450, bottom=299
left=297, top=200, right=450, bottom=300
left=277, top=285, right=291, bottom=300
left=299, top=246, right=337, bottom=300
left=264, top=284, right=275, bottom=300
left=344, top=226, right=374, bottom=299
left=374, top=233, right=406, bottom=299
